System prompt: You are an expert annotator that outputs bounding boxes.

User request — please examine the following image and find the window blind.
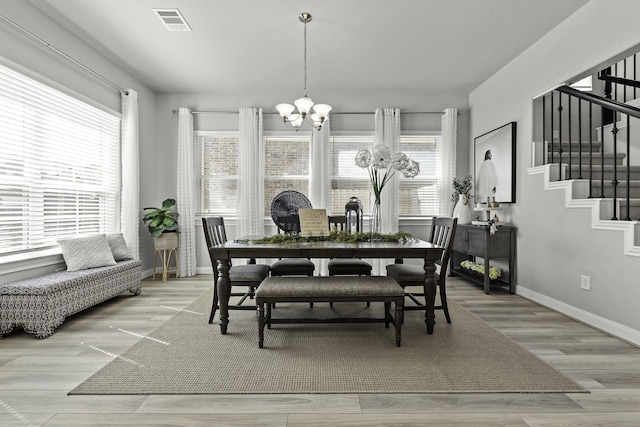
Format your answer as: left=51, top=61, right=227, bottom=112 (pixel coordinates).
left=0, top=63, right=120, bottom=256
left=331, top=135, right=442, bottom=216
left=197, top=135, right=239, bottom=216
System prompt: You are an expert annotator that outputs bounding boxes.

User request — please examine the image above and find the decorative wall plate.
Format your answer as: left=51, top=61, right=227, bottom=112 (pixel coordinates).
left=270, top=190, right=312, bottom=233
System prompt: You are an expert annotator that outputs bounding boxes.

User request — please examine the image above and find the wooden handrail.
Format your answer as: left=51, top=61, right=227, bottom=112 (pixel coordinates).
left=556, top=85, right=640, bottom=119
left=598, top=73, right=640, bottom=89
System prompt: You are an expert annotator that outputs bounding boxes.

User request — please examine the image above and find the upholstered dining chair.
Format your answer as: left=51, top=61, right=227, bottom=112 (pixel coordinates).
left=327, top=215, right=372, bottom=277
left=385, top=216, right=458, bottom=323
left=202, top=217, right=270, bottom=324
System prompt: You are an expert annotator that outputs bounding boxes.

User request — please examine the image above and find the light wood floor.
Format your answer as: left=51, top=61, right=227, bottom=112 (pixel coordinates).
left=1, top=275, right=639, bottom=427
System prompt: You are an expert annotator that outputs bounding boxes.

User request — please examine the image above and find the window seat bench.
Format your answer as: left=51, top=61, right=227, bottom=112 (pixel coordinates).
left=0, top=260, right=141, bottom=339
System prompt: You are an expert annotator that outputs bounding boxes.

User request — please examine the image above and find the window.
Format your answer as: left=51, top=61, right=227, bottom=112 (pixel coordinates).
left=198, top=134, right=239, bottom=216
left=264, top=136, right=310, bottom=214
left=198, top=132, right=441, bottom=218
left=330, top=135, right=441, bottom=216
left=0, top=63, right=120, bottom=257
left=198, top=133, right=311, bottom=216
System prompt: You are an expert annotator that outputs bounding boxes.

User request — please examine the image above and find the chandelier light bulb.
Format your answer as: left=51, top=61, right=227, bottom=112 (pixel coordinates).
left=290, top=115, right=304, bottom=129
left=294, top=96, right=314, bottom=116
left=276, top=103, right=295, bottom=120
left=313, top=104, right=332, bottom=119
left=309, top=113, right=324, bottom=129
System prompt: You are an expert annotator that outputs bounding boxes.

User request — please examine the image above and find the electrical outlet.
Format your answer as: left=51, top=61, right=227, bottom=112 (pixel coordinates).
left=553, top=130, right=559, bottom=140
left=580, top=275, right=591, bottom=291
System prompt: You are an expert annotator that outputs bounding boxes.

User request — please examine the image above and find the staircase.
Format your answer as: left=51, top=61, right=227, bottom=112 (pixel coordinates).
left=533, top=52, right=640, bottom=256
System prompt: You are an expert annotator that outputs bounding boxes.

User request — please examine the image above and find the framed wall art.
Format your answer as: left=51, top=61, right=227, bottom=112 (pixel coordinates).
left=474, top=121, right=516, bottom=204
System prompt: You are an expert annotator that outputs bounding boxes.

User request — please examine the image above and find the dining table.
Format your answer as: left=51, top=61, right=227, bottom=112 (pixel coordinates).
left=207, top=238, right=444, bottom=335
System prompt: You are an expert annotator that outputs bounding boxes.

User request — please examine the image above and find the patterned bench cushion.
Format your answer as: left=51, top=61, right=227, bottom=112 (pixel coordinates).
left=0, top=260, right=141, bottom=295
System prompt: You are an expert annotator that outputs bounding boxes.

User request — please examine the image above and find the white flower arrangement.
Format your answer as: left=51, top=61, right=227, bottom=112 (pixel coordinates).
left=355, top=143, right=420, bottom=203
left=460, top=260, right=502, bottom=280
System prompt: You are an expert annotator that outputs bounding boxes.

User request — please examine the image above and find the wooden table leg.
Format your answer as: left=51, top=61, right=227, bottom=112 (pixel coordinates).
left=395, top=302, right=403, bottom=347
left=216, top=259, right=231, bottom=334
left=257, top=302, right=264, bottom=348
left=423, top=257, right=437, bottom=334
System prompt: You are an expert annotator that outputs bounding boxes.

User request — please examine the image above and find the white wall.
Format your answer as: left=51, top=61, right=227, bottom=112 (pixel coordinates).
left=154, top=91, right=470, bottom=273
left=0, top=1, right=156, bottom=282
left=470, top=0, right=640, bottom=336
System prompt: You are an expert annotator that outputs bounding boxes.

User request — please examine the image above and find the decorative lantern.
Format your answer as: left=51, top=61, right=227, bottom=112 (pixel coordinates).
left=345, top=196, right=363, bottom=233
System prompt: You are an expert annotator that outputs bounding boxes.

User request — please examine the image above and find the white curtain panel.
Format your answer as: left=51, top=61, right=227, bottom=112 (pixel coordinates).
left=310, top=119, right=331, bottom=275
left=177, top=107, right=197, bottom=277
left=237, top=108, right=264, bottom=238
left=440, top=108, right=458, bottom=216
left=120, top=89, right=139, bottom=260
left=373, top=108, right=400, bottom=275
left=309, top=119, right=332, bottom=210
left=374, top=108, right=400, bottom=233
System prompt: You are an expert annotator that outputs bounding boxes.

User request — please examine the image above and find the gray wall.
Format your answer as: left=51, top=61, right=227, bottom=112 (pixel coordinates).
left=469, top=0, right=640, bottom=339
left=0, top=1, right=471, bottom=280
left=0, top=1, right=156, bottom=282
left=154, top=92, right=470, bottom=273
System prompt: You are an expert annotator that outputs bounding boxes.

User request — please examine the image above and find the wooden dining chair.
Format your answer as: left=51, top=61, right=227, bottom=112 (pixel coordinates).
left=385, top=216, right=457, bottom=323
left=202, top=217, right=270, bottom=324
left=326, top=215, right=373, bottom=307
left=269, top=193, right=316, bottom=278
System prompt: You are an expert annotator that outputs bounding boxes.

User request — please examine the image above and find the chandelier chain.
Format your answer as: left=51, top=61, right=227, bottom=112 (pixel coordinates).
left=303, top=18, right=308, bottom=97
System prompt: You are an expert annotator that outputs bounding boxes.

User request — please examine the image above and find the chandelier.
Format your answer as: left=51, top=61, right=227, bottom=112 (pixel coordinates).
left=276, top=12, right=331, bottom=130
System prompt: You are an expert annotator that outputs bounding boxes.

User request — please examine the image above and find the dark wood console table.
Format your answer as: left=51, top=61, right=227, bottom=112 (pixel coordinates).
left=450, top=224, right=517, bottom=294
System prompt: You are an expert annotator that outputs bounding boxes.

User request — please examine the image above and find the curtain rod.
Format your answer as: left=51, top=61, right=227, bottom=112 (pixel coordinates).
left=172, top=109, right=449, bottom=115
left=0, top=13, right=128, bottom=95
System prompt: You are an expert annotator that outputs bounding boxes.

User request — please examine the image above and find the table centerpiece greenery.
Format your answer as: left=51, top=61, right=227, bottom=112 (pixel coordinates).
left=252, top=230, right=414, bottom=244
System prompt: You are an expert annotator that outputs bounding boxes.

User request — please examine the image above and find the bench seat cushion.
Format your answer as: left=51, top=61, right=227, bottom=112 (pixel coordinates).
left=256, top=276, right=403, bottom=299
left=0, top=260, right=141, bottom=295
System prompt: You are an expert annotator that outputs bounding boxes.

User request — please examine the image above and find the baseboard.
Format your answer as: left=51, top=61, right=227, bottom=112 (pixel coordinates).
left=517, top=285, right=640, bottom=347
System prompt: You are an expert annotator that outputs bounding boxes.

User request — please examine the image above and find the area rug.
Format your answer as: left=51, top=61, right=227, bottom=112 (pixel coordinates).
left=70, top=290, right=585, bottom=394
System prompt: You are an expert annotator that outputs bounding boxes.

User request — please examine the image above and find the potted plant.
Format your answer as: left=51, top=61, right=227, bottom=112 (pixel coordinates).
left=451, top=175, right=473, bottom=224
left=143, top=198, right=179, bottom=249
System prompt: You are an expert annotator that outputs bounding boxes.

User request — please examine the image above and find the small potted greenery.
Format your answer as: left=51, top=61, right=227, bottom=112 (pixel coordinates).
left=143, top=198, right=179, bottom=249
left=451, top=175, right=473, bottom=223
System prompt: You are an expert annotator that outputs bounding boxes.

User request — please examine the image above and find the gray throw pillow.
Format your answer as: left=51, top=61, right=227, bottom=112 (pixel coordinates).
left=58, top=234, right=117, bottom=271
left=107, top=233, right=133, bottom=261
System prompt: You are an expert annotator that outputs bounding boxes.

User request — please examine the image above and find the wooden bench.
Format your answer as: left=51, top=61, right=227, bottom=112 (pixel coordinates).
left=255, top=276, right=404, bottom=348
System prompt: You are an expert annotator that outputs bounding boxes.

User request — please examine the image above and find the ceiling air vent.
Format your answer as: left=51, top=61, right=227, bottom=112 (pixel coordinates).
left=153, top=9, right=192, bottom=32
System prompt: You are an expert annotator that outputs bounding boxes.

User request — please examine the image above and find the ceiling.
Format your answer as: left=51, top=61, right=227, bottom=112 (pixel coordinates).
left=31, top=0, right=588, bottom=96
